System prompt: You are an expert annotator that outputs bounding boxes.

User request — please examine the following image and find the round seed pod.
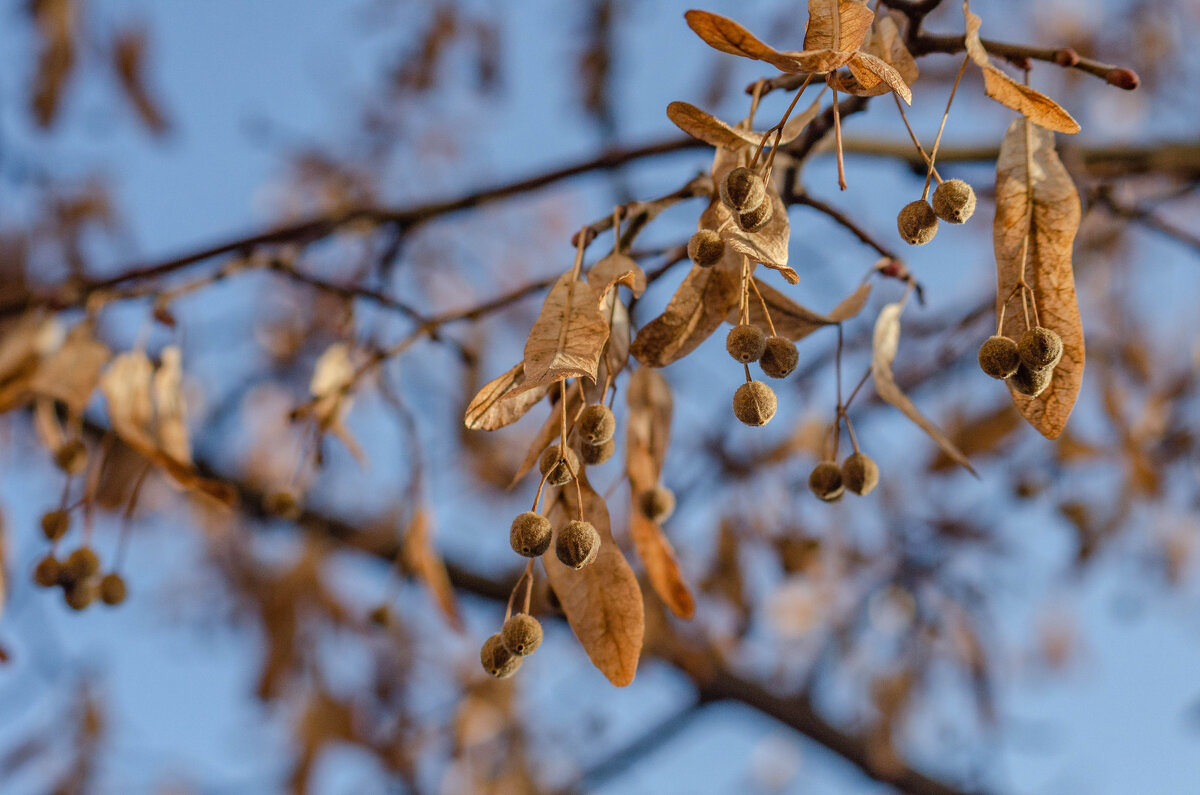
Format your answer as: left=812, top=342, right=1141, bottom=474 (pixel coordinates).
left=578, top=404, right=616, bottom=445
left=1008, top=363, right=1052, bottom=397
left=978, top=335, right=1020, bottom=380
left=480, top=633, right=522, bottom=679
left=53, top=440, right=88, bottom=475
left=720, top=166, right=766, bottom=213
left=367, top=604, right=392, bottom=627
left=931, top=179, right=977, bottom=224
left=896, top=200, right=939, bottom=245
left=688, top=229, right=725, bottom=267
left=726, top=324, right=766, bottom=363
left=33, top=555, right=62, bottom=588
left=556, top=520, right=600, bottom=569
left=264, top=490, right=302, bottom=520
left=736, top=198, right=773, bottom=232
left=64, top=547, right=100, bottom=581
left=841, top=452, right=879, bottom=496
left=539, top=445, right=580, bottom=487
left=732, top=381, right=777, bottom=427
left=501, top=613, right=543, bottom=656
left=99, top=573, right=127, bottom=606
left=759, top=336, right=799, bottom=379
left=638, top=485, right=676, bottom=523
left=808, top=461, right=845, bottom=502
left=1018, top=326, right=1063, bottom=371
left=64, top=578, right=98, bottom=611
left=40, top=510, right=70, bottom=542
left=510, top=512, right=552, bottom=557
left=580, top=438, right=615, bottom=466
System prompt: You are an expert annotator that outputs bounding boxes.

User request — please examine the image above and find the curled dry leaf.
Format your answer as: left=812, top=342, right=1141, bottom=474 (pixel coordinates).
left=544, top=475, right=645, bottom=686
left=464, top=362, right=549, bottom=431
left=994, top=119, right=1083, bottom=439
left=587, top=250, right=646, bottom=301
left=871, top=302, right=976, bottom=474
left=726, top=191, right=797, bottom=282
left=630, top=257, right=742, bottom=368
left=735, top=279, right=871, bottom=341
left=515, top=272, right=610, bottom=393
left=667, top=100, right=821, bottom=151
left=30, top=323, right=110, bottom=415
left=401, top=507, right=463, bottom=632
left=0, top=313, right=59, bottom=411
left=625, top=368, right=694, bottom=619
left=963, top=1, right=1079, bottom=134
left=587, top=295, right=632, bottom=405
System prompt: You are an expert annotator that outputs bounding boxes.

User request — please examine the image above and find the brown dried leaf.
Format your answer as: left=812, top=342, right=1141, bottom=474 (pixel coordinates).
left=667, top=100, right=821, bottom=150
left=464, top=362, right=549, bottom=431
left=963, top=1, right=1079, bottom=134
left=736, top=279, right=871, bottom=340
left=630, top=512, right=695, bottom=620
left=845, top=51, right=912, bottom=104
left=871, top=302, right=975, bottom=474
left=587, top=295, right=632, bottom=404
left=994, top=119, right=1084, bottom=438
left=402, top=508, right=463, bottom=631
left=725, top=191, right=797, bottom=281
left=30, top=322, right=110, bottom=415
left=625, top=368, right=673, bottom=480
left=518, top=272, right=610, bottom=392
left=544, top=475, right=644, bottom=686
left=684, top=8, right=857, bottom=74
left=804, top=0, right=874, bottom=54
left=587, top=251, right=646, bottom=300
left=29, top=0, right=75, bottom=129
left=630, top=259, right=741, bottom=367
left=112, top=29, right=168, bottom=135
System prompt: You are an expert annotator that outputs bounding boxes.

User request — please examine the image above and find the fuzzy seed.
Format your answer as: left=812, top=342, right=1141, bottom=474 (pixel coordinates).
left=931, top=179, right=977, bottom=224
left=841, top=452, right=879, bottom=496
left=64, top=547, right=100, bottom=581
left=556, top=519, right=600, bottom=569
left=720, top=167, right=766, bottom=213
left=539, top=445, right=580, bottom=487
left=579, top=438, right=615, bottom=466
left=808, top=461, right=845, bottom=502
left=578, top=404, right=616, bottom=445
left=265, top=490, right=302, bottom=520
left=480, top=633, right=522, bottom=679
left=1008, top=363, right=1052, bottom=397
left=99, top=573, right=127, bottom=606
left=688, top=229, right=725, bottom=267
left=732, top=381, right=777, bottom=427
left=53, top=440, right=88, bottom=475
left=40, top=510, right=70, bottom=542
left=33, top=555, right=61, bottom=588
left=501, top=613, right=543, bottom=656
left=736, top=199, right=773, bottom=232
left=64, top=578, right=98, bottom=611
left=978, top=335, right=1020, bottom=380
left=726, top=324, right=766, bottom=363
left=638, top=485, right=676, bottom=523
left=1018, top=326, right=1063, bottom=371
left=759, top=336, right=799, bottom=379
left=896, top=200, right=938, bottom=245
left=510, top=512, right=552, bottom=557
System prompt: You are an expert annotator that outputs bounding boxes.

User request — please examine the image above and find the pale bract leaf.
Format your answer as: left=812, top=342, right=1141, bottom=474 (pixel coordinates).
left=871, top=302, right=976, bottom=474
left=586, top=296, right=632, bottom=404
left=517, top=272, right=610, bottom=392
left=152, top=346, right=191, bottom=465
left=685, top=8, right=860, bottom=74
left=962, top=1, right=1079, bottom=134
left=30, top=322, right=110, bottom=415
left=994, top=119, right=1084, bottom=438
left=587, top=251, right=646, bottom=300
left=735, top=280, right=871, bottom=340
left=464, top=362, right=549, bottom=431
left=725, top=191, right=797, bottom=282
left=544, top=476, right=644, bottom=686
left=804, top=0, right=874, bottom=54
left=309, top=343, right=364, bottom=465
left=668, top=100, right=822, bottom=150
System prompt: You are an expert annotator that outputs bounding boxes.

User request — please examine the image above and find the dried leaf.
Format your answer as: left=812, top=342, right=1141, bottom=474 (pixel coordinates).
left=544, top=475, right=644, bottom=686
left=309, top=343, right=365, bottom=464
left=630, top=260, right=741, bottom=367
left=993, top=119, right=1084, bottom=438
left=803, top=0, right=874, bottom=54
left=517, top=273, right=610, bottom=392
left=587, top=295, right=632, bottom=405
left=464, top=362, right=549, bottom=431
left=726, top=191, right=797, bottom=281
left=402, top=508, right=463, bottom=631
left=625, top=368, right=673, bottom=480
left=684, top=7, right=861, bottom=74
left=587, top=251, right=646, bottom=300
left=667, top=100, right=821, bottom=150
left=963, top=1, right=1079, bottom=134
left=630, top=513, right=695, bottom=620
left=112, top=29, right=168, bottom=135
left=736, top=279, right=871, bottom=340
left=30, top=323, right=109, bottom=415
left=871, top=302, right=975, bottom=474
left=845, top=51, right=912, bottom=104
left=29, top=0, right=75, bottom=129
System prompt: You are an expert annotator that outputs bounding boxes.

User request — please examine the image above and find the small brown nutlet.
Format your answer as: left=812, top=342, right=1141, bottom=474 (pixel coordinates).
left=510, top=511, right=552, bottom=557
left=64, top=578, right=98, bottom=611
left=726, top=324, right=766, bottom=363
left=40, top=509, right=70, bottom=542
left=33, top=555, right=62, bottom=588
left=99, top=573, right=127, bottom=606
left=808, top=461, right=845, bottom=502
left=556, top=519, right=600, bottom=569
left=977, top=335, right=1020, bottom=380
left=736, top=198, right=773, bottom=232
left=841, top=452, right=879, bottom=496
left=638, top=485, right=676, bottom=523
left=896, top=200, right=939, bottom=245
left=480, top=633, right=522, bottom=679
left=1018, top=326, right=1063, bottom=371
left=501, top=613, right=543, bottom=656
left=759, top=336, right=799, bottom=379
left=579, top=437, right=615, bottom=465
left=1008, top=363, right=1052, bottom=397
left=264, top=490, right=302, bottom=520
left=931, top=179, right=977, bottom=224
left=53, top=440, right=88, bottom=475
left=732, top=381, right=777, bottom=427
left=64, top=547, right=100, bottom=581
left=538, top=444, right=580, bottom=487
left=578, top=404, right=616, bottom=445
left=719, top=166, right=766, bottom=213
left=688, top=229, right=725, bottom=267
left=367, top=604, right=392, bottom=627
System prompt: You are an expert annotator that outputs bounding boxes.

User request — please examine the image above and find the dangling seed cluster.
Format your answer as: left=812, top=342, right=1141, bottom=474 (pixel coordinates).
left=539, top=444, right=579, bottom=486
left=897, top=200, right=938, bottom=245
left=688, top=229, right=725, bottom=267
left=978, top=326, right=1063, bottom=398
left=808, top=452, right=880, bottom=501
left=578, top=404, right=616, bottom=445
left=726, top=324, right=766, bottom=363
